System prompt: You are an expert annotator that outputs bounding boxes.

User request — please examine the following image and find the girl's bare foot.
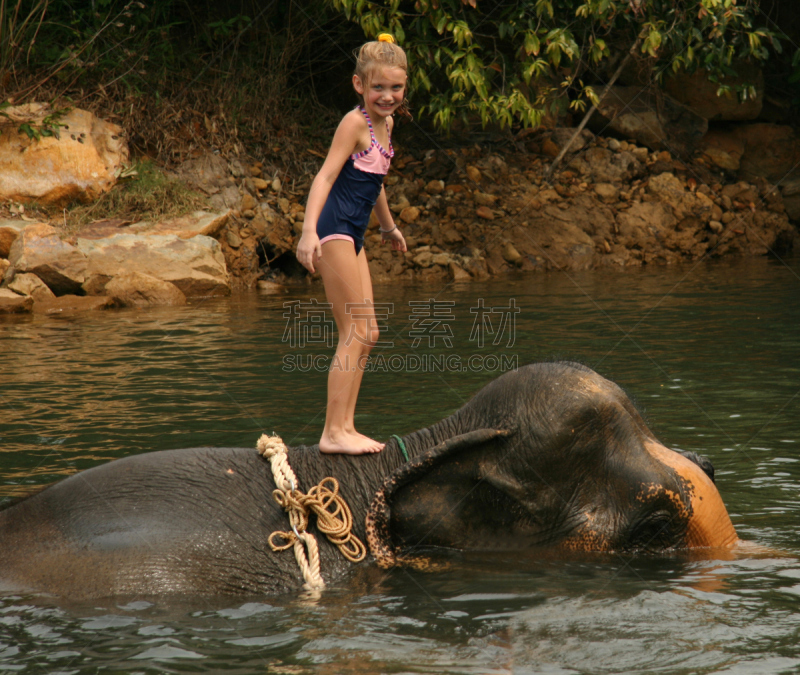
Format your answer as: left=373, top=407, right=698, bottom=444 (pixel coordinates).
left=320, top=431, right=384, bottom=455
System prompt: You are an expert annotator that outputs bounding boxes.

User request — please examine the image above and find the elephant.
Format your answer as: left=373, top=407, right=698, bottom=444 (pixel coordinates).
left=0, top=361, right=738, bottom=599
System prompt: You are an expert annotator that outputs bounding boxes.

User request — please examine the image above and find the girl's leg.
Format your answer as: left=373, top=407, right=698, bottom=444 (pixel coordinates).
left=316, top=240, right=383, bottom=454
left=343, top=248, right=379, bottom=439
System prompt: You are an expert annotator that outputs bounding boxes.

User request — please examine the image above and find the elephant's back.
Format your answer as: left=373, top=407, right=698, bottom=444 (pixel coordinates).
left=0, top=447, right=299, bottom=597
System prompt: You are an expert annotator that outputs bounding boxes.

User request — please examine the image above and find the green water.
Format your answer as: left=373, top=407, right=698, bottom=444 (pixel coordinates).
left=1, top=256, right=799, bottom=674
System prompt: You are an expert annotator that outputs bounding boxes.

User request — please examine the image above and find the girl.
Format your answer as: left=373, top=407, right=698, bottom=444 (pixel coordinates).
left=296, top=35, right=408, bottom=455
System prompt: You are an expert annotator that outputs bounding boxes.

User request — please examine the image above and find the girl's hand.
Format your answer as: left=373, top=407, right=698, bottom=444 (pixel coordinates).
left=296, top=231, right=322, bottom=273
left=381, top=226, right=407, bottom=252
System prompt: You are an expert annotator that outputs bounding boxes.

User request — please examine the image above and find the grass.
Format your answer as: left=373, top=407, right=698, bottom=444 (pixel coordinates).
left=56, top=160, right=209, bottom=236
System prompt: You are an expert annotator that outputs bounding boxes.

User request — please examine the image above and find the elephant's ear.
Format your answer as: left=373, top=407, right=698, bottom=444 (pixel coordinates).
left=366, top=428, right=511, bottom=569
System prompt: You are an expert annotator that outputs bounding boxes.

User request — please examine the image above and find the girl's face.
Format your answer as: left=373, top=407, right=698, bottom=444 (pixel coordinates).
left=353, top=66, right=407, bottom=120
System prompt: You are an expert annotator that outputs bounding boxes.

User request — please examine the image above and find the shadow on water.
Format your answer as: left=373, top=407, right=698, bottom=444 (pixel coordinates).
left=1, top=256, right=800, bottom=672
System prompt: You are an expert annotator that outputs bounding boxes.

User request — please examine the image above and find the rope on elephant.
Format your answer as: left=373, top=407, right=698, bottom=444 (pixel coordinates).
left=256, top=434, right=367, bottom=591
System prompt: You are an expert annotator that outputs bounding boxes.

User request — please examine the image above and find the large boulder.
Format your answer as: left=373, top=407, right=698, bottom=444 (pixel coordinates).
left=7, top=272, right=56, bottom=302
left=592, top=86, right=708, bottom=157
left=0, top=104, right=128, bottom=206
left=781, top=177, right=800, bottom=222
left=0, top=220, right=26, bottom=258
left=74, top=211, right=230, bottom=241
left=8, top=223, right=87, bottom=295
left=0, top=288, right=33, bottom=314
left=78, top=233, right=230, bottom=297
left=663, top=63, right=764, bottom=122
left=733, top=124, right=800, bottom=184
left=105, top=272, right=187, bottom=308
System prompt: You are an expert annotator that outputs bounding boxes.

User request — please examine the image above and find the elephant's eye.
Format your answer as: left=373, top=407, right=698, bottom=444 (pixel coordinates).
left=626, top=510, right=678, bottom=551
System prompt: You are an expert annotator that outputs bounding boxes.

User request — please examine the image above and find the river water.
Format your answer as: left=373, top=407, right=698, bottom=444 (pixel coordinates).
left=1, top=256, right=800, bottom=674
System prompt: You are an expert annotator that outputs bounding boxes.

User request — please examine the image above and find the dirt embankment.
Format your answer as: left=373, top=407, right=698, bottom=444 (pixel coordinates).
left=192, top=131, right=798, bottom=289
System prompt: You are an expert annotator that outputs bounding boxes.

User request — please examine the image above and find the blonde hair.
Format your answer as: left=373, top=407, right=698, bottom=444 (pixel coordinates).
left=354, top=38, right=411, bottom=119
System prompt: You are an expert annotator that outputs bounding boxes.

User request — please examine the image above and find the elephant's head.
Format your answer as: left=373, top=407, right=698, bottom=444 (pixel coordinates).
left=366, top=362, right=738, bottom=568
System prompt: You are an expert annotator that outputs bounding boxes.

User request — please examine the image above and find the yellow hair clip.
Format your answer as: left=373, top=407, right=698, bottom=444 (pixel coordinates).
left=378, top=33, right=396, bottom=44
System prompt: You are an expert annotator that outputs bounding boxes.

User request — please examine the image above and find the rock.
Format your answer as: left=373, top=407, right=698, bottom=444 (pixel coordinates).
left=0, top=220, right=27, bottom=258
left=425, top=180, right=444, bottom=195
left=449, top=262, right=471, bottom=281
left=7, top=272, right=55, bottom=302
left=399, top=206, right=420, bottom=224
left=0, top=105, right=128, bottom=206
left=544, top=128, right=595, bottom=155
left=412, top=250, right=433, bottom=267
left=488, top=155, right=509, bottom=174
left=172, top=153, right=229, bottom=194
left=663, top=63, right=764, bottom=122
left=466, top=165, right=482, bottom=183
left=648, top=172, right=714, bottom=221
left=709, top=221, right=724, bottom=233
left=118, top=210, right=229, bottom=240
left=78, top=233, right=230, bottom=297
left=541, top=137, right=560, bottom=158
left=0, top=288, right=32, bottom=314
left=228, top=159, right=247, bottom=178
left=431, top=252, right=450, bottom=266
left=209, top=185, right=241, bottom=211
left=592, top=86, right=708, bottom=157
left=390, top=194, right=411, bottom=213
left=474, top=191, right=498, bottom=206
left=32, top=294, right=118, bottom=314
left=105, top=272, right=187, bottom=308
left=476, top=206, right=495, bottom=220
left=781, top=177, right=800, bottom=221
left=9, top=223, right=87, bottom=295
left=503, top=242, right=522, bottom=264
left=733, top=124, right=800, bottom=183
left=0, top=259, right=9, bottom=280
left=700, top=129, right=745, bottom=172
left=616, top=202, right=676, bottom=244
left=571, top=147, right=645, bottom=184
left=441, top=226, right=463, bottom=244
left=240, top=193, right=257, bottom=212
left=607, top=138, right=621, bottom=151
left=594, top=183, right=619, bottom=204
left=257, top=280, right=285, bottom=294
left=253, top=177, right=269, bottom=191
left=271, top=177, right=282, bottom=192
left=226, top=230, right=242, bottom=248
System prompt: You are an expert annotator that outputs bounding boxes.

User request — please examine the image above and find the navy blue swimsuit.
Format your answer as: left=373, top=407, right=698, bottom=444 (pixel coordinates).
left=317, top=107, right=393, bottom=254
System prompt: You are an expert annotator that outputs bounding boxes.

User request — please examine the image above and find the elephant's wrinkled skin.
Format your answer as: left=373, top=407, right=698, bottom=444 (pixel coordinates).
left=0, top=362, right=738, bottom=598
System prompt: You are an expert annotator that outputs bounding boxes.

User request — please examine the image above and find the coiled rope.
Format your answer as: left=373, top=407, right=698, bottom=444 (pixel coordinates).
left=256, top=434, right=367, bottom=592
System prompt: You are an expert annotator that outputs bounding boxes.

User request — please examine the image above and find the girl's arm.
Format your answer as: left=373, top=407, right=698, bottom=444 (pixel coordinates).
left=375, top=114, right=406, bottom=252
left=374, top=185, right=407, bottom=252
left=296, top=113, right=365, bottom=272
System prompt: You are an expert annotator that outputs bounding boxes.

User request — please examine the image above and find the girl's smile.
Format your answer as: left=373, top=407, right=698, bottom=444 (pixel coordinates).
left=354, top=66, right=407, bottom=120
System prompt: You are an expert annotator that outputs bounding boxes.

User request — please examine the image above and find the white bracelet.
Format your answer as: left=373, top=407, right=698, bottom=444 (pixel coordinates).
left=380, top=225, right=397, bottom=234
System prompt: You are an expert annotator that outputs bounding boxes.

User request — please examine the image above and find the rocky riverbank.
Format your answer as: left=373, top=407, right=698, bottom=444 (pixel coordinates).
left=213, top=128, right=798, bottom=289
left=1, top=115, right=798, bottom=315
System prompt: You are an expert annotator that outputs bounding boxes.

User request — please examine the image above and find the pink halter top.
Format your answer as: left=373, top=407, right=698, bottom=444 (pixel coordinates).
left=350, top=106, right=393, bottom=175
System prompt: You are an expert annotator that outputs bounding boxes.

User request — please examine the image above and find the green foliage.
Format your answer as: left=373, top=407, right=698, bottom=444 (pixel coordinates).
left=17, top=107, right=69, bottom=140
left=329, top=0, right=782, bottom=132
